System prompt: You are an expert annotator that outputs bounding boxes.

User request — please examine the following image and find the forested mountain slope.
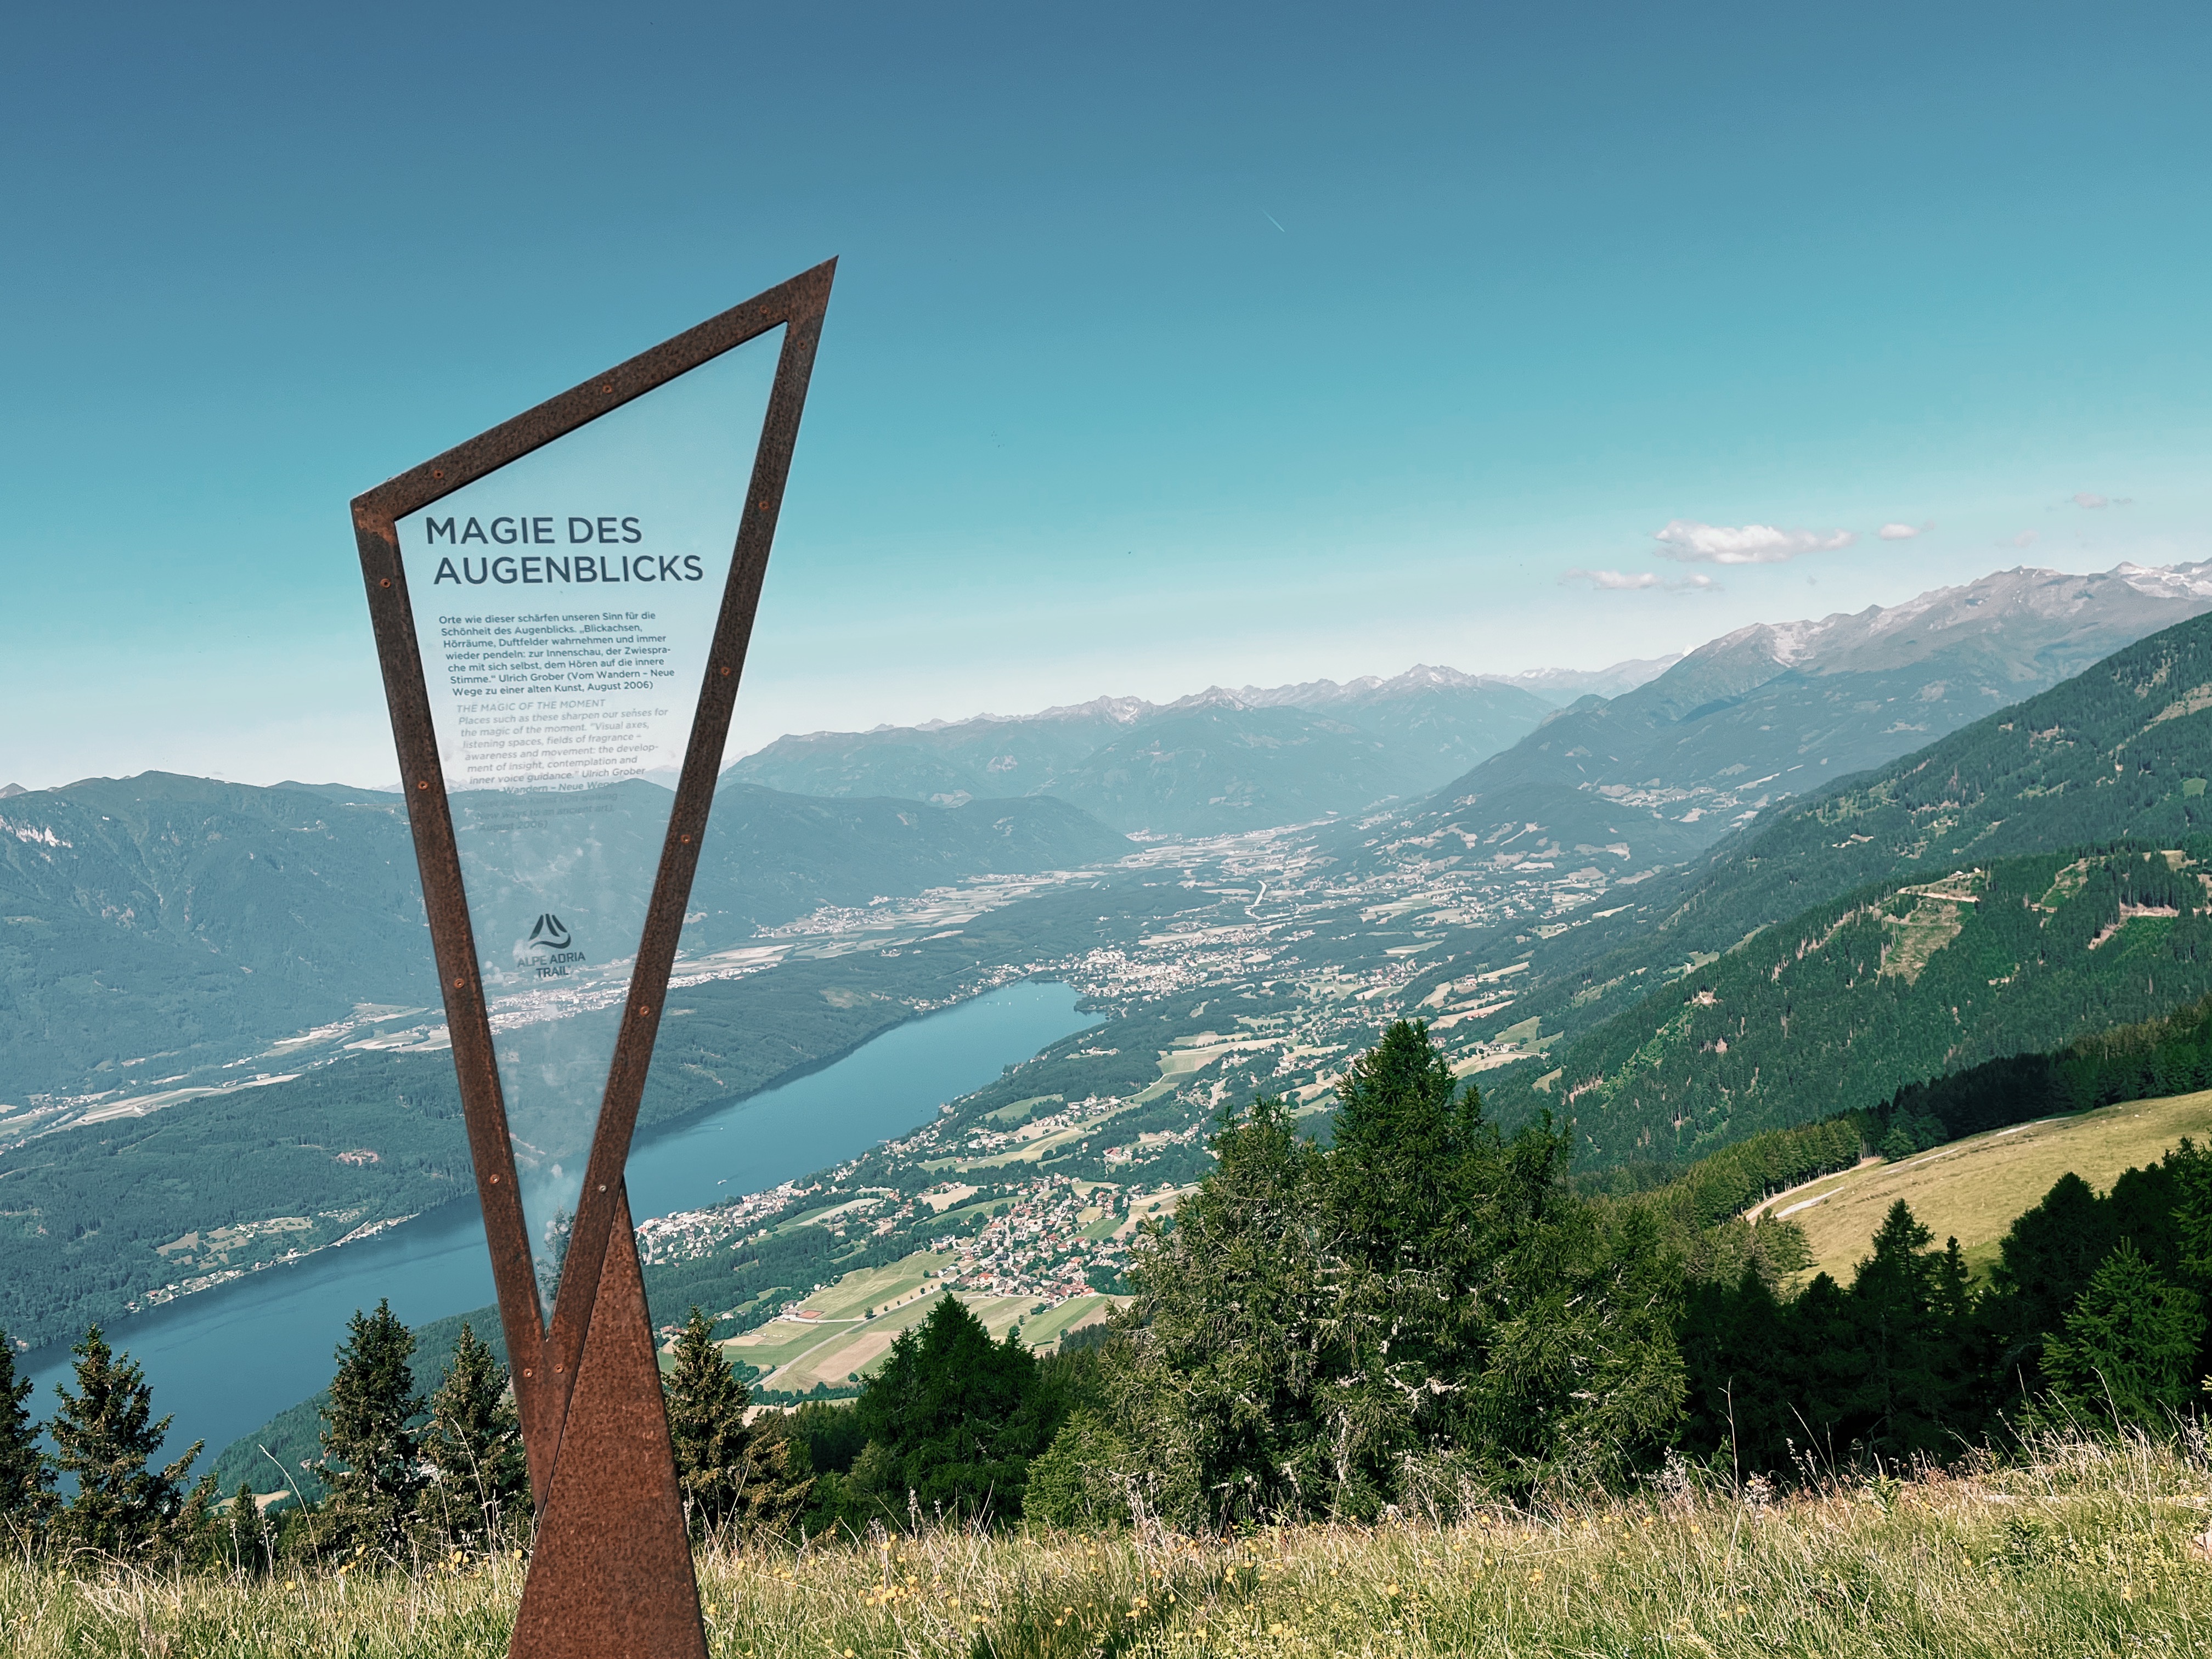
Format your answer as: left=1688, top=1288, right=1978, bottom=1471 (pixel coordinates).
left=1454, top=599, right=2212, bottom=1064
left=1486, top=841, right=2212, bottom=1167
left=0, top=775, right=1126, bottom=1099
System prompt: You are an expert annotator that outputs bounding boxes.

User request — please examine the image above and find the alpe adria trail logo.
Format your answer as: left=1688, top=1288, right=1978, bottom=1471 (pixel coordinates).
left=516, top=912, right=585, bottom=979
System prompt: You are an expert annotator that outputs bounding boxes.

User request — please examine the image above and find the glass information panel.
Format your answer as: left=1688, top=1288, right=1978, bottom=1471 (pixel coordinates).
left=396, top=327, right=783, bottom=1313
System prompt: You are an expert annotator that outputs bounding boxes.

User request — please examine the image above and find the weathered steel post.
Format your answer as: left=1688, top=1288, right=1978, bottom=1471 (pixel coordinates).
left=351, top=262, right=834, bottom=1656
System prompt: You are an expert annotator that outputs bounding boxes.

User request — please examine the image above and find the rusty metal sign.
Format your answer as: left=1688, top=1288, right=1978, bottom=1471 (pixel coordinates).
left=352, top=261, right=834, bottom=1656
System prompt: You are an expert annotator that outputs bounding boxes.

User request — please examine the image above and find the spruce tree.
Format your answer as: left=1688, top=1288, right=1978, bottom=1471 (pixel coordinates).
left=1110, top=1092, right=1328, bottom=1526
left=49, top=1326, right=202, bottom=1560
left=1983, top=1171, right=2120, bottom=1380
left=421, top=1322, right=527, bottom=1547
left=1677, top=1266, right=1798, bottom=1476
left=1324, top=1020, right=1680, bottom=1508
left=849, top=1295, right=1046, bottom=1525
left=319, top=1300, right=424, bottom=1552
left=1328, top=1019, right=1481, bottom=1271
left=1116, top=1022, right=1683, bottom=1526
left=1844, top=1200, right=1974, bottom=1459
left=2040, top=1241, right=2205, bottom=1429
left=665, top=1308, right=809, bottom=1537
left=225, top=1482, right=264, bottom=1573
left=0, top=1327, right=55, bottom=1534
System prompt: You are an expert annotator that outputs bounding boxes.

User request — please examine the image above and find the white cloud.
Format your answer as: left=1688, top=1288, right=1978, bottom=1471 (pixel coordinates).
left=1877, top=522, right=1928, bottom=540
left=1562, top=568, right=1719, bottom=592
left=1652, top=520, right=1856, bottom=564
left=2072, top=492, right=2135, bottom=509
left=2008, top=531, right=2039, bottom=549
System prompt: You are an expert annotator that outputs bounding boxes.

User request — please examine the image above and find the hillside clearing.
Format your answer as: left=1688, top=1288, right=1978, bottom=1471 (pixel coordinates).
left=1776, top=1086, right=2212, bottom=1283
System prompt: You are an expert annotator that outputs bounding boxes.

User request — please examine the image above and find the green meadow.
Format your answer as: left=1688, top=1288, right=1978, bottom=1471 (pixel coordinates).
left=6, top=1435, right=2209, bottom=1658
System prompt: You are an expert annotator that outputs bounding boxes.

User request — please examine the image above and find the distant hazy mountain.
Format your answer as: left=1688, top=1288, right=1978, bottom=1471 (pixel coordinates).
left=1352, top=563, right=2212, bottom=881
left=729, top=666, right=1560, bottom=835
left=1042, top=698, right=1414, bottom=836
left=0, top=774, right=1126, bottom=1100
left=1498, top=656, right=1684, bottom=700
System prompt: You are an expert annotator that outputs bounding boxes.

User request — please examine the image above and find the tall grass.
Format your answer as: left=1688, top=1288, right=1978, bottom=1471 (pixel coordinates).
left=8, top=1434, right=2212, bottom=1656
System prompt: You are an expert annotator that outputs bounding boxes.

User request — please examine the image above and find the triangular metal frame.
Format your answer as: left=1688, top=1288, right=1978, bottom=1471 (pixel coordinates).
left=352, top=260, right=834, bottom=1655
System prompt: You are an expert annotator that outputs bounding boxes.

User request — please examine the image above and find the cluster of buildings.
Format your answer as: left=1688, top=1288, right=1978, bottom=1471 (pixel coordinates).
left=632, top=1177, right=821, bottom=1266
left=934, top=1176, right=1131, bottom=1302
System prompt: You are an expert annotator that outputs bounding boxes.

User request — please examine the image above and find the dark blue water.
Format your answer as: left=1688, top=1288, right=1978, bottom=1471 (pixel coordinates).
left=22, top=981, right=1094, bottom=1466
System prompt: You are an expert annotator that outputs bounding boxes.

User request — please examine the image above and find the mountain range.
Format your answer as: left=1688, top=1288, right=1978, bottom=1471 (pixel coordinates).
left=727, top=665, right=1576, bottom=835
left=1466, top=601, right=2212, bottom=1163
left=1346, top=562, right=2212, bottom=887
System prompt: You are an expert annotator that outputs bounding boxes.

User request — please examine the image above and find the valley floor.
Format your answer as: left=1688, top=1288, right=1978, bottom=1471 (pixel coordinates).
left=9, top=1437, right=2210, bottom=1658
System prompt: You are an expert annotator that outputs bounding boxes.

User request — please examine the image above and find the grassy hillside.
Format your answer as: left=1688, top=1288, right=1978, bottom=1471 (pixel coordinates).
left=1763, top=1086, right=2212, bottom=1284
left=1490, top=839, right=2212, bottom=1166
left=11, top=1438, right=2209, bottom=1657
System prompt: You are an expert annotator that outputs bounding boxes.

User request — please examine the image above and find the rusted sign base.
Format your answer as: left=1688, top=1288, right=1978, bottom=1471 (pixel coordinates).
left=510, top=1188, right=706, bottom=1659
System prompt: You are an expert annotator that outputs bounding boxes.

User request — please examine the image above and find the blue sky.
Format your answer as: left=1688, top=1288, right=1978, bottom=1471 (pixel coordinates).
left=5, top=1, right=2211, bottom=788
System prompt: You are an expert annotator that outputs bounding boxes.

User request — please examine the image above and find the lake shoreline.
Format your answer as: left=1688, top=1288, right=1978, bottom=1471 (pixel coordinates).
left=19, top=981, right=1097, bottom=1462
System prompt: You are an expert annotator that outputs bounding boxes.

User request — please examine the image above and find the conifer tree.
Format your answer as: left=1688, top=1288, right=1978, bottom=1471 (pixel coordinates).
left=2172, top=1137, right=2212, bottom=1288
left=1108, top=1092, right=1328, bottom=1525
left=49, top=1325, right=202, bottom=1560
left=319, top=1300, right=424, bottom=1552
left=665, top=1307, right=809, bottom=1537
left=0, top=1327, right=55, bottom=1534
left=421, top=1322, right=527, bottom=1547
left=225, top=1482, right=265, bottom=1573
left=1843, top=1200, right=1976, bottom=1459
left=848, top=1294, right=1049, bottom=1525
left=2040, top=1241, right=2205, bottom=1429
left=1984, top=1170, right=2128, bottom=1387
left=1329, top=1020, right=1678, bottom=1504
left=171, top=1472, right=223, bottom=1568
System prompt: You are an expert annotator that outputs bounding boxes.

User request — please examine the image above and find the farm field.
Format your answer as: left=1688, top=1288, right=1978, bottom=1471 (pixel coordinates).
left=1770, top=1087, right=2212, bottom=1283
left=719, top=1285, right=1047, bottom=1393
left=1011, top=1291, right=1117, bottom=1350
